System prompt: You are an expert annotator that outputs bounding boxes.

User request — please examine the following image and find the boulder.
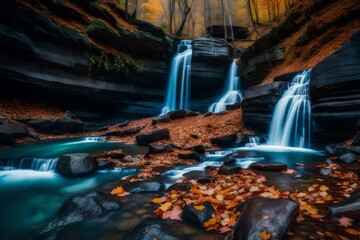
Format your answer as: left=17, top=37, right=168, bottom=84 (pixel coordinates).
left=311, top=31, right=360, bottom=140
left=166, top=110, right=187, bottom=120
left=148, top=144, right=173, bottom=154
left=152, top=115, right=171, bottom=125
left=27, top=119, right=55, bottom=133
left=185, top=145, right=206, bottom=154
left=218, top=165, right=242, bottom=175
left=136, top=128, right=170, bottom=146
left=338, top=152, right=358, bottom=164
left=182, top=202, right=215, bottom=227
left=39, top=191, right=121, bottom=236
left=122, top=218, right=179, bottom=240
left=0, top=123, right=30, bottom=138
left=123, top=181, right=163, bottom=193
left=103, top=149, right=125, bottom=159
left=97, top=160, right=115, bottom=170
left=103, top=127, right=141, bottom=137
left=242, top=81, right=288, bottom=132
left=166, top=182, right=193, bottom=192
left=232, top=197, right=298, bottom=240
left=210, top=133, right=237, bottom=148
left=178, top=151, right=201, bottom=161
left=183, top=171, right=214, bottom=183
left=325, top=143, right=350, bottom=156
left=0, top=132, right=15, bottom=146
left=55, top=153, right=97, bottom=178
left=330, top=191, right=360, bottom=219
left=53, top=118, right=85, bottom=133
left=118, top=120, right=129, bottom=128
left=250, top=160, right=288, bottom=171
left=185, top=110, right=200, bottom=117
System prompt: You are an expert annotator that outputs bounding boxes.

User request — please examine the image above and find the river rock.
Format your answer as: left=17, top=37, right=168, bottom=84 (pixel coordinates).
left=103, top=127, right=141, bottom=137
left=325, top=143, right=350, bottom=156
left=218, top=165, right=242, bottom=175
left=0, top=132, right=15, bottom=146
left=338, top=152, right=358, bottom=164
left=166, top=110, right=187, bottom=120
left=185, top=145, right=206, bottom=154
left=27, top=119, right=56, bottom=133
left=178, top=151, right=201, bottom=161
left=123, top=181, right=163, bottom=193
left=136, top=128, right=170, bottom=146
left=0, top=123, right=30, bottom=138
left=53, top=118, right=85, bottom=133
left=330, top=190, right=360, bottom=219
left=183, top=171, right=214, bottom=183
left=185, top=110, right=200, bottom=117
left=103, top=149, right=125, bottom=159
left=166, top=182, right=193, bottom=192
left=250, top=160, right=287, bottom=171
left=148, top=144, right=173, bottom=154
left=56, top=153, right=97, bottom=178
left=97, top=160, right=115, bottom=170
left=152, top=115, right=171, bottom=125
left=232, top=197, right=298, bottom=240
left=122, top=218, right=179, bottom=240
left=210, top=133, right=237, bottom=148
left=311, top=31, right=360, bottom=140
left=182, top=202, right=215, bottom=227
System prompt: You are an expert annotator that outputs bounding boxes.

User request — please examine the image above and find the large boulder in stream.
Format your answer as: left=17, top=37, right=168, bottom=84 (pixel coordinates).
left=231, top=197, right=298, bottom=240
left=56, top=153, right=97, bottom=178
left=311, top=31, right=360, bottom=141
left=242, top=82, right=288, bottom=132
left=136, top=128, right=170, bottom=146
left=330, top=190, right=360, bottom=219
left=0, top=122, right=31, bottom=138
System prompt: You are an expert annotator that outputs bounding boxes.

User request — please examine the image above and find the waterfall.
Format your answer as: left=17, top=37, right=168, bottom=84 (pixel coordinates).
left=209, top=59, right=242, bottom=113
left=161, top=40, right=192, bottom=115
left=1, top=158, right=59, bottom=171
left=268, top=70, right=312, bottom=148
left=245, top=136, right=260, bottom=147
left=83, top=136, right=107, bottom=142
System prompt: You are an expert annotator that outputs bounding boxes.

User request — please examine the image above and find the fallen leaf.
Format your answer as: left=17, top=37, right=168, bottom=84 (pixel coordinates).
left=194, top=205, right=205, bottom=211
left=345, top=228, right=360, bottom=235
left=260, top=229, right=271, bottom=240
left=319, top=185, right=329, bottom=191
left=338, top=217, right=353, bottom=228
left=158, top=202, right=172, bottom=212
left=203, top=217, right=217, bottom=228
left=218, top=226, right=232, bottom=233
left=152, top=197, right=165, bottom=204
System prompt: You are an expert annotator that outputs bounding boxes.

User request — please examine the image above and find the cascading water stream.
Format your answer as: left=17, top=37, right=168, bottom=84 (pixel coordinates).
left=268, top=69, right=312, bottom=148
left=161, top=40, right=192, bottom=115
left=209, top=59, right=242, bottom=113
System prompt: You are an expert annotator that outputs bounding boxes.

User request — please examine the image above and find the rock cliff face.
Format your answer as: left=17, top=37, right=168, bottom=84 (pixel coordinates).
left=311, top=31, right=360, bottom=140
left=0, top=0, right=175, bottom=117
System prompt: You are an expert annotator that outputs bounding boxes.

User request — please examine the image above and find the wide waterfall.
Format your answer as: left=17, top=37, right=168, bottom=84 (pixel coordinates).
left=161, top=40, right=192, bottom=115
left=1, top=158, right=58, bottom=171
left=209, top=59, right=242, bottom=113
left=268, top=70, right=312, bottom=148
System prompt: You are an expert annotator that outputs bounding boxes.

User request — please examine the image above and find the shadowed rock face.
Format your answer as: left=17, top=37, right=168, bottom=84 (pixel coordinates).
left=311, top=31, right=360, bottom=140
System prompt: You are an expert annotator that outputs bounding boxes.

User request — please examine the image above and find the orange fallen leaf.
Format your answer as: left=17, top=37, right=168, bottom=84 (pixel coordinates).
left=152, top=197, right=165, bottom=204
left=110, top=186, right=130, bottom=197
left=319, top=185, right=329, bottom=191
left=194, top=205, right=205, bottom=211
left=218, top=226, right=232, bottom=233
left=345, top=228, right=360, bottom=235
left=260, top=229, right=271, bottom=240
left=203, top=217, right=217, bottom=228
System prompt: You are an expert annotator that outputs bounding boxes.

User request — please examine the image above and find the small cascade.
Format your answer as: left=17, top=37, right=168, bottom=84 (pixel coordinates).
left=161, top=40, right=192, bottom=115
left=268, top=70, right=312, bottom=148
left=83, top=136, right=107, bottom=142
left=245, top=136, right=260, bottom=147
left=209, top=59, right=242, bottom=113
left=1, top=158, right=58, bottom=171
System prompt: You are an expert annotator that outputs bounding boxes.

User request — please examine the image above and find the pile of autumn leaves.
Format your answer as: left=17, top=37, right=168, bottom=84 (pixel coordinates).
left=112, top=163, right=360, bottom=237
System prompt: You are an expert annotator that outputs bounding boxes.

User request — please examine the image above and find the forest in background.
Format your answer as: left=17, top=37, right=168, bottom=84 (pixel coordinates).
left=115, top=0, right=297, bottom=38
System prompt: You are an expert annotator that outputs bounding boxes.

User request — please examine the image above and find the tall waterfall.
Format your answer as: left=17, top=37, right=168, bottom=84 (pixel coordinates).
left=268, top=70, right=312, bottom=148
left=161, top=40, right=192, bottom=115
left=209, top=59, right=242, bottom=113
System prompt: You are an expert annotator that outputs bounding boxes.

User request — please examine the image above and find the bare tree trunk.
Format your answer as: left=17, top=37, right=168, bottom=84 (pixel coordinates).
left=131, top=0, right=139, bottom=20
left=247, top=0, right=262, bottom=37
left=169, top=0, right=175, bottom=34
left=267, top=0, right=272, bottom=22
left=125, top=0, right=129, bottom=21
left=175, top=0, right=191, bottom=36
left=220, top=0, right=227, bottom=39
left=275, top=0, right=280, bottom=21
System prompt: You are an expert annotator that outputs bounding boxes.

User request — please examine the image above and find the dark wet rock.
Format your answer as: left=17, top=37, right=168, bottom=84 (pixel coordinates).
left=166, top=182, right=193, bottom=192
left=166, top=110, right=187, bottom=120
left=27, top=119, right=55, bottom=133
left=56, top=153, right=97, bottom=178
left=210, top=133, right=237, bottom=148
left=103, top=127, right=141, bottom=137
left=330, top=191, right=360, bottom=219
left=121, top=156, right=141, bottom=162
left=168, top=143, right=183, bottom=150
left=192, top=37, right=232, bottom=61
left=218, top=165, right=242, bottom=175
left=53, top=118, right=85, bottom=133
left=123, top=181, right=163, bottom=193
left=0, top=132, right=15, bottom=146
left=183, top=171, right=214, bottom=183
left=274, top=71, right=302, bottom=82
left=338, top=152, right=358, bottom=164
left=351, top=146, right=360, bottom=155
left=122, top=218, right=179, bottom=240
left=103, top=149, right=125, bottom=159
left=311, top=32, right=360, bottom=140
left=251, top=160, right=287, bottom=171
left=152, top=115, right=171, bottom=125
left=182, top=202, right=215, bottom=227
left=97, top=160, right=115, bottom=170
left=232, top=197, right=298, bottom=240
left=226, top=102, right=241, bottom=110
left=178, top=151, right=201, bottom=161
left=136, top=128, right=170, bottom=146
left=206, top=25, right=249, bottom=39
left=353, top=133, right=360, bottom=146
left=185, top=110, right=200, bottom=117
left=234, top=134, right=250, bottom=147
left=148, top=144, right=173, bottom=154
left=118, top=120, right=129, bottom=128
left=203, top=112, right=213, bottom=117
left=97, top=126, right=109, bottom=131
left=39, top=191, right=121, bottom=237
left=320, top=168, right=332, bottom=176
left=325, top=143, right=349, bottom=156
left=242, top=81, right=287, bottom=132
left=0, top=123, right=30, bottom=138
left=185, top=145, right=206, bottom=154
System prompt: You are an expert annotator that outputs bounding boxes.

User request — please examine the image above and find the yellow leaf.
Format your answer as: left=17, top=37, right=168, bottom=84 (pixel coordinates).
left=111, top=186, right=124, bottom=195
left=203, top=217, right=217, bottom=228
left=345, top=228, right=360, bottom=235
left=319, top=185, right=329, bottom=191
left=190, top=187, right=202, bottom=195
left=260, top=229, right=271, bottom=240
left=193, top=205, right=205, bottom=211
left=152, top=197, right=165, bottom=204
left=158, top=202, right=172, bottom=212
